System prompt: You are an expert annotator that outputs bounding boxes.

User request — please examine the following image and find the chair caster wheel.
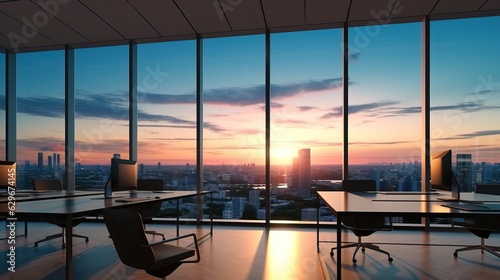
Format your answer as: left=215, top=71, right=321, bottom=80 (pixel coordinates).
left=361, top=248, right=365, bottom=253
left=330, top=251, right=334, bottom=257
left=453, top=252, right=458, bottom=257
left=352, top=258, right=357, bottom=264
left=388, top=257, right=393, bottom=262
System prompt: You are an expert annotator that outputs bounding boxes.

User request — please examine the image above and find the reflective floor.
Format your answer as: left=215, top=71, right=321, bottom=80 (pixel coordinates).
left=1, top=221, right=500, bottom=279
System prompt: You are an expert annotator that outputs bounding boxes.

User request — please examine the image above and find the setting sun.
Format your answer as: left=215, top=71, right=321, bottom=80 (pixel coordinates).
left=271, top=148, right=294, bottom=165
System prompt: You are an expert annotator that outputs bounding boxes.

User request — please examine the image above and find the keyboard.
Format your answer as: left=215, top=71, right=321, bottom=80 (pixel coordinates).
left=115, top=197, right=153, bottom=203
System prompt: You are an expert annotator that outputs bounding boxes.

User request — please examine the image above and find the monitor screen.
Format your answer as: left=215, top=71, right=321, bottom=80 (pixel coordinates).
left=431, top=150, right=452, bottom=191
left=110, top=158, right=137, bottom=192
left=0, top=161, right=16, bottom=190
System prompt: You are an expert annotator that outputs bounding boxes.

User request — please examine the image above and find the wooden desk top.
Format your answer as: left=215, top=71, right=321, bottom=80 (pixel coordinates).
left=318, top=191, right=500, bottom=217
left=0, top=190, right=210, bottom=218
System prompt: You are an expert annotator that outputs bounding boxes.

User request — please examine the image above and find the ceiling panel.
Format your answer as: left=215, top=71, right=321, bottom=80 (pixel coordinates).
left=0, top=8, right=55, bottom=51
left=4, top=1, right=86, bottom=44
left=129, top=0, right=194, bottom=37
left=224, top=0, right=266, bottom=31
left=262, top=0, right=304, bottom=28
left=392, top=0, right=438, bottom=18
left=175, top=0, right=231, bottom=34
left=432, top=0, right=485, bottom=14
left=80, top=0, right=159, bottom=39
left=0, top=1, right=86, bottom=46
left=349, top=0, right=397, bottom=22
left=481, top=0, right=500, bottom=10
left=40, top=0, right=123, bottom=43
left=306, top=0, right=350, bottom=25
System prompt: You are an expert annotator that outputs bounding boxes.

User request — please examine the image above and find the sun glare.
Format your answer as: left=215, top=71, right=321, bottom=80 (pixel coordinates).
left=271, top=148, right=294, bottom=165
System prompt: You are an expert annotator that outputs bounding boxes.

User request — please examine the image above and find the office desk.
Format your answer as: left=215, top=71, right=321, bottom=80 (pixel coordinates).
left=1, top=190, right=212, bottom=280
left=317, top=191, right=500, bottom=280
left=1, top=190, right=102, bottom=239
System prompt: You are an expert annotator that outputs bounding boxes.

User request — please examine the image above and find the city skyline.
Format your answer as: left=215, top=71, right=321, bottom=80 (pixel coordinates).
left=2, top=16, right=500, bottom=166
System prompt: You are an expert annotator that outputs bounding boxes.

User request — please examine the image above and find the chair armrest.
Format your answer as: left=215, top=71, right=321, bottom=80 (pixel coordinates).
left=383, top=217, right=394, bottom=231
left=142, top=233, right=200, bottom=263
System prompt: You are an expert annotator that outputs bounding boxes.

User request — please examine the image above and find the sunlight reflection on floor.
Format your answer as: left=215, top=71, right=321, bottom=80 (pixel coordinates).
left=264, top=229, right=321, bottom=280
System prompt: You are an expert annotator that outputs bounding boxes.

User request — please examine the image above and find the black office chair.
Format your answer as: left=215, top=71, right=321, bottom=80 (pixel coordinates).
left=32, top=178, right=89, bottom=249
left=453, top=184, right=500, bottom=258
left=103, top=208, right=200, bottom=279
left=135, top=178, right=166, bottom=239
left=330, top=179, right=393, bottom=263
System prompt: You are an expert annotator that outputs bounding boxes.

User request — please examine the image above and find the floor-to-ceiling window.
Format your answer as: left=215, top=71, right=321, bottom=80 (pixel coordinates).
left=137, top=40, right=197, bottom=184
left=0, top=53, right=5, bottom=160
left=431, top=16, right=500, bottom=194
left=74, top=46, right=129, bottom=189
left=137, top=40, right=198, bottom=218
left=203, top=35, right=265, bottom=220
left=16, top=51, right=65, bottom=190
left=347, top=22, right=421, bottom=192
left=270, top=29, right=343, bottom=221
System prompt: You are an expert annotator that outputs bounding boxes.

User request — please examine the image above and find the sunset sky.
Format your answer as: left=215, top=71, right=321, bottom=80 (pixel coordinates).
left=3, top=16, right=500, bottom=166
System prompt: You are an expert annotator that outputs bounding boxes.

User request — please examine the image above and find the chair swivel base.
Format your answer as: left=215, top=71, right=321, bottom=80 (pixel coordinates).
left=34, top=233, right=89, bottom=249
left=330, top=242, right=393, bottom=263
left=454, top=244, right=500, bottom=258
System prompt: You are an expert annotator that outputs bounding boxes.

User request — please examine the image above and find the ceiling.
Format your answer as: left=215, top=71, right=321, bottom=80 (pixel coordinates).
left=1, top=0, right=499, bottom=53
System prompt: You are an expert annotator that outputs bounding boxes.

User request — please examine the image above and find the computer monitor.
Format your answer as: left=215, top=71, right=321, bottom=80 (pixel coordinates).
left=431, top=150, right=452, bottom=191
left=0, top=161, right=16, bottom=190
left=104, top=158, right=137, bottom=198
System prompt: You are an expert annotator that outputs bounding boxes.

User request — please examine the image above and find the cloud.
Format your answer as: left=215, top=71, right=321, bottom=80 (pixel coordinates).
left=297, top=106, right=317, bottom=111
left=319, top=101, right=401, bottom=119
left=349, top=52, right=361, bottom=62
left=458, top=129, right=500, bottom=137
left=137, top=77, right=343, bottom=107
left=17, top=137, right=65, bottom=151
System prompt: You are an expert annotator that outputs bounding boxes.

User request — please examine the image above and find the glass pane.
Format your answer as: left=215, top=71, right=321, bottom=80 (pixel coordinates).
left=271, top=29, right=343, bottom=221
left=203, top=35, right=265, bottom=221
left=75, top=46, right=129, bottom=189
left=431, top=16, right=500, bottom=193
left=137, top=40, right=196, bottom=190
left=348, top=23, right=421, bottom=192
left=16, top=51, right=65, bottom=190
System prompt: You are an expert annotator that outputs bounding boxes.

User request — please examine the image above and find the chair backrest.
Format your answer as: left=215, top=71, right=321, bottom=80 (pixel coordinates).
left=137, top=179, right=164, bottom=191
left=33, top=178, right=63, bottom=191
left=342, top=179, right=376, bottom=192
left=475, top=184, right=500, bottom=195
left=102, top=209, right=156, bottom=269
left=341, top=179, right=384, bottom=230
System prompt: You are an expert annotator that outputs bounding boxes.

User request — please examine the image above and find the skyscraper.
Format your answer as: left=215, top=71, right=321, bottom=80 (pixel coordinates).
left=38, top=152, right=43, bottom=170
left=48, top=155, right=52, bottom=170
left=291, top=148, right=311, bottom=198
left=457, top=154, right=472, bottom=192
left=249, top=190, right=260, bottom=211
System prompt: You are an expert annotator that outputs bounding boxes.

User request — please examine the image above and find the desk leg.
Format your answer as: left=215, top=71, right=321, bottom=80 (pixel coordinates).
left=176, top=198, right=180, bottom=237
left=337, top=213, right=342, bottom=280
left=210, top=192, right=213, bottom=236
left=317, top=196, right=320, bottom=252
left=66, top=216, right=73, bottom=280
